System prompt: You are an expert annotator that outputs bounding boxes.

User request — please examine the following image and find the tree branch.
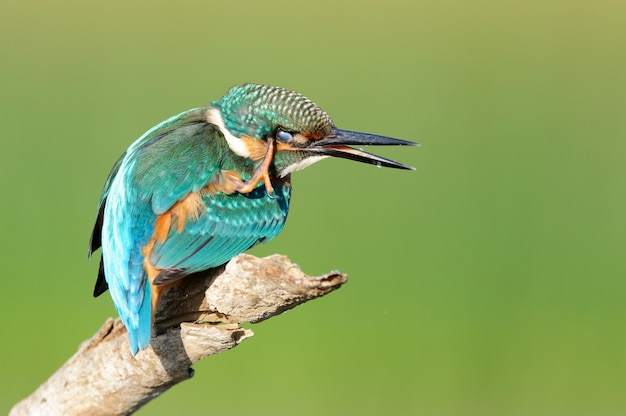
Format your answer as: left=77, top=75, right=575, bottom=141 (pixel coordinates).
left=10, top=254, right=347, bottom=416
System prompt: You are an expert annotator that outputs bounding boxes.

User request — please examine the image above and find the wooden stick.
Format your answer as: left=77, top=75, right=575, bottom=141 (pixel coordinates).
left=10, top=254, right=347, bottom=416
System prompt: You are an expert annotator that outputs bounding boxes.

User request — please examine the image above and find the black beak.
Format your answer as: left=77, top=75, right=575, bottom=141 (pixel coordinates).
left=309, top=128, right=419, bottom=170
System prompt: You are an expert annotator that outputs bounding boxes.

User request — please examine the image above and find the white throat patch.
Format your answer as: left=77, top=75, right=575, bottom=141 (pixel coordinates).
left=205, top=107, right=251, bottom=158
left=279, top=155, right=329, bottom=177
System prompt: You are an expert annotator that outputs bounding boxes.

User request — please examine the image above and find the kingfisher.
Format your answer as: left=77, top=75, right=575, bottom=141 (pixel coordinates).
left=88, top=83, right=418, bottom=355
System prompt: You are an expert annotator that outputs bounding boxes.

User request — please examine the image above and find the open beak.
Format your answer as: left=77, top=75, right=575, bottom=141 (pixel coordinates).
left=310, top=128, right=419, bottom=170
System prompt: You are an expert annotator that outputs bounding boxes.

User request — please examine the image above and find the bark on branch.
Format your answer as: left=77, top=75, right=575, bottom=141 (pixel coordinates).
left=11, top=254, right=347, bottom=416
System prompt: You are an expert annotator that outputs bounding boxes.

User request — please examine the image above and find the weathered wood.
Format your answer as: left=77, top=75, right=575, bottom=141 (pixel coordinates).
left=10, top=254, right=347, bottom=416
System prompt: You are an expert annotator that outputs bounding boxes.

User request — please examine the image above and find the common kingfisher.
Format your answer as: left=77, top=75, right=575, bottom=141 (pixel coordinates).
left=88, top=83, right=418, bottom=355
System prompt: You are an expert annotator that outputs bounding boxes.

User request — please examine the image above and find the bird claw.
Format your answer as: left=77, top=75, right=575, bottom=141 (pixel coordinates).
left=236, top=137, right=276, bottom=198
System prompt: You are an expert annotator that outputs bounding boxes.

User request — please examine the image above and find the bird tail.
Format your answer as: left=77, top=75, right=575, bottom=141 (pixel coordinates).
left=126, top=283, right=153, bottom=355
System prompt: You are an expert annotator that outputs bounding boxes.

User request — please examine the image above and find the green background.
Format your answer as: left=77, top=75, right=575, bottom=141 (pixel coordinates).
left=2, top=0, right=625, bottom=414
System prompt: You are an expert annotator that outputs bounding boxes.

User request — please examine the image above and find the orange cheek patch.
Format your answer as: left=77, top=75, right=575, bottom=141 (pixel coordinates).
left=276, top=141, right=297, bottom=152
left=308, top=131, right=326, bottom=140
left=240, top=135, right=269, bottom=160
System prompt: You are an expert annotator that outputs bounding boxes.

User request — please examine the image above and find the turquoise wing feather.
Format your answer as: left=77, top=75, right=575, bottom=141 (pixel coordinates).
left=93, top=107, right=291, bottom=354
left=149, top=184, right=290, bottom=276
left=131, top=109, right=226, bottom=214
left=100, top=108, right=226, bottom=354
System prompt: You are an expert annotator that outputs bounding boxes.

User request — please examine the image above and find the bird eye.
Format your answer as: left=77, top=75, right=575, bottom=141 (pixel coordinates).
left=276, top=129, right=294, bottom=143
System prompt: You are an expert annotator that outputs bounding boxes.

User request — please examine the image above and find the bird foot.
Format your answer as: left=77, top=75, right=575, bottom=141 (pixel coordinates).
left=236, top=137, right=276, bottom=198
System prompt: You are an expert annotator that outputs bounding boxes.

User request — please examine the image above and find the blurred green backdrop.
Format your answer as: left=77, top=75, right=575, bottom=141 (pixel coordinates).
left=2, top=0, right=625, bottom=414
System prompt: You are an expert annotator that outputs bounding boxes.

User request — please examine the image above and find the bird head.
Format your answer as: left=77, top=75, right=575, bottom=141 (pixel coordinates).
left=208, top=83, right=418, bottom=177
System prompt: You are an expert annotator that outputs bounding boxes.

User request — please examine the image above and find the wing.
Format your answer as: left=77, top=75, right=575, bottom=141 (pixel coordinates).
left=94, top=107, right=233, bottom=353
left=90, top=107, right=226, bottom=268
left=132, top=108, right=228, bottom=215
left=149, top=182, right=291, bottom=284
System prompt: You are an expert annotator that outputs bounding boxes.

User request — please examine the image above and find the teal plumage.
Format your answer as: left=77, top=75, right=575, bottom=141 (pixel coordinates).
left=216, top=84, right=333, bottom=138
left=149, top=185, right=290, bottom=273
left=90, top=83, right=417, bottom=355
